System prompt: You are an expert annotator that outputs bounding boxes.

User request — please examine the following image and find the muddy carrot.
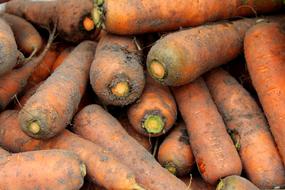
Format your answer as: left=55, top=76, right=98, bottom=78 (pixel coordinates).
left=73, top=104, right=188, bottom=190
left=127, top=75, right=177, bottom=136
left=217, top=175, right=260, bottom=190
left=18, top=41, right=96, bottom=139
left=51, top=47, right=73, bottom=72
left=172, top=78, right=242, bottom=184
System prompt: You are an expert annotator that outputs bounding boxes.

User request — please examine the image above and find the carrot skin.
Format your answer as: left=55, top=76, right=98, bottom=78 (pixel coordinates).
left=158, top=122, right=195, bottom=176
left=51, top=47, right=73, bottom=72
left=216, top=175, right=260, bottom=190
left=0, top=110, right=142, bottom=190
left=73, top=104, right=188, bottom=190
left=244, top=22, right=285, bottom=166
left=205, top=68, right=285, bottom=188
left=18, top=41, right=96, bottom=139
left=172, top=78, right=242, bottom=184
left=0, top=149, right=85, bottom=190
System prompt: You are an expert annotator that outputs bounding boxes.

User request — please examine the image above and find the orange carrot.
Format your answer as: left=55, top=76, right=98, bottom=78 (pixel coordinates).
left=158, top=122, right=195, bottom=176
left=0, top=148, right=86, bottom=190
left=73, top=104, right=188, bottom=190
left=0, top=27, right=55, bottom=111
left=216, top=175, right=260, bottom=190
left=127, top=75, right=177, bottom=136
left=244, top=22, right=285, bottom=165
left=0, top=110, right=144, bottom=190
left=90, top=34, right=144, bottom=106
left=0, top=17, right=18, bottom=76
left=51, top=47, right=73, bottom=72
left=92, top=0, right=282, bottom=35
left=18, top=41, right=96, bottom=139
left=172, top=78, right=242, bottom=184
left=205, top=68, right=285, bottom=188
left=4, top=0, right=100, bottom=42
left=2, top=13, right=43, bottom=55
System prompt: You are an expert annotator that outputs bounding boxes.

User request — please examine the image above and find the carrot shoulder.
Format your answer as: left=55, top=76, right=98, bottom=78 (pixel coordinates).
left=172, top=78, right=242, bottom=184
left=18, top=41, right=96, bottom=139
left=244, top=22, right=285, bottom=166
left=217, top=175, right=260, bottom=190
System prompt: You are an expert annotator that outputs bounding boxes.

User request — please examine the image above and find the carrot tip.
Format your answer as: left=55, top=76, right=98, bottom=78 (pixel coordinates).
left=216, top=179, right=224, bottom=190
left=149, top=60, right=166, bottom=80
left=164, top=163, right=177, bottom=175
left=80, top=163, right=87, bottom=177
left=143, top=115, right=164, bottom=134
left=28, top=122, right=41, bottom=134
left=83, top=17, right=95, bottom=31
left=111, top=81, right=130, bottom=97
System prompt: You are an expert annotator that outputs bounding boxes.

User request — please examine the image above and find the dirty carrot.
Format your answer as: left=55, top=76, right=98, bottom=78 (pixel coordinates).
left=172, top=78, right=242, bottom=184
left=51, top=47, right=73, bottom=72
left=216, top=175, right=260, bottom=190
left=18, top=41, right=96, bottom=139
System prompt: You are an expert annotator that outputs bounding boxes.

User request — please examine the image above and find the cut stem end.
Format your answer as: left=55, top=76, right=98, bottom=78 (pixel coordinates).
left=132, top=184, right=146, bottom=190
left=91, top=7, right=102, bottom=28
left=216, top=179, right=224, bottom=190
left=164, top=163, right=177, bottom=175
left=111, top=81, right=130, bottom=97
left=149, top=60, right=166, bottom=80
left=83, top=17, right=95, bottom=31
left=143, top=115, right=164, bottom=134
left=80, top=163, right=87, bottom=177
left=28, top=122, right=41, bottom=134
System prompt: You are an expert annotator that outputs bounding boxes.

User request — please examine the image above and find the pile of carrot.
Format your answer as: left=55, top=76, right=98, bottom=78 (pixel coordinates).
left=0, top=0, right=284, bottom=189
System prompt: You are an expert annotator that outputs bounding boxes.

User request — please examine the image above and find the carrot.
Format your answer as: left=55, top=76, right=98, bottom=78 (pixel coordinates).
left=244, top=22, right=285, bottom=166
left=180, top=176, right=215, bottom=190
left=90, top=34, right=144, bottom=106
left=127, top=75, right=177, bottom=136
left=18, top=41, right=96, bottom=139
left=118, top=116, right=152, bottom=152
left=25, top=46, right=59, bottom=89
left=146, top=18, right=258, bottom=86
left=0, top=17, right=18, bottom=76
left=0, top=148, right=85, bottom=190
left=91, top=0, right=282, bottom=35
left=51, top=47, right=73, bottom=72
left=73, top=104, right=188, bottom=190
left=0, top=26, right=55, bottom=111
left=205, top=68, right=285, bottom=188
left=0, top=110, right=144, bottom=190
left=172, top=78, right=242, bottom=184
left=2, top=13, right=43, bottom=56
left=216, top=175, right=260, bottom=190
left=3, top=0, right=100, bottom=42
left=157, top=122, right=195, bottom=176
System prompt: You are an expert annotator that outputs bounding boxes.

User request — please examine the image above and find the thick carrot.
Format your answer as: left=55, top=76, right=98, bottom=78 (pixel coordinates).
left=91, top=0, right=282, bottom=35
left=158, top=122, right=195, bottom=176
left=73, top=104, right=188, bottom=190
left=18, top=41, right=96, bottom=139
left=180, top=176, right=215, bottom=190
left=146, top=18, right=257, bottom=86
left=3, top=0, right=100, bottom=42
left=216, top=175, right=260, bottom=190
left=90, top=34, right=144, bottom=106
left=2, top=13, right=43, bottom=55
left=25, top=46, right=59, bottom=89
left=0, top=110, right=144, bottom=190
left=127, top=75, right=177, bottom=136
left=0, top=17, right=18, bottom=76
left=172, top=78, right=242, bottom=184
left=0, top=148, right=85, bottom=190
left=244, top=22, right=285, bottom=165
left=118, top=116, right=152, bottom=152
left=51, top=47, right=73, bottom=72
left=205, top=68, right=285, bottom=188
left=0, top=27, right=55, bottom=111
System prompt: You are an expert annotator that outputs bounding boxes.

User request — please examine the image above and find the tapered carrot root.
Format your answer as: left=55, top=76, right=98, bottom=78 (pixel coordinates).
left=205, top=68, right=285, bottom=188
left=0, top=148, right=85, bottom=190
left=158, top=122, right=195, bottom=176
left=0, top=17, right=18, bottom=76
left=73, top=104, right=188, bottom=190
left=51, top=47, right=73, bottom=72
left=4, top=0, right=100, bottom=42
left=173, top=78, right=242, bottom=184
left=90, top=34, right=144, bottom=106
left=146, top=18, right=257, bottom=86
left=0, top=27, right=55, bottom=111
left=0, top=110, right=144, bottom=190
left=92, top=0, right=283, bottom=35
left=217, top=175, right=260, bottom=190
left=127, top=76, right=177, bottom=136
left=118, top=116, right=152, bottom=152
left=2, top=13, right=43, bottom=55
left=18, top=41, right=96, bottom=139
left=244, top=22, right=285, bottom=166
